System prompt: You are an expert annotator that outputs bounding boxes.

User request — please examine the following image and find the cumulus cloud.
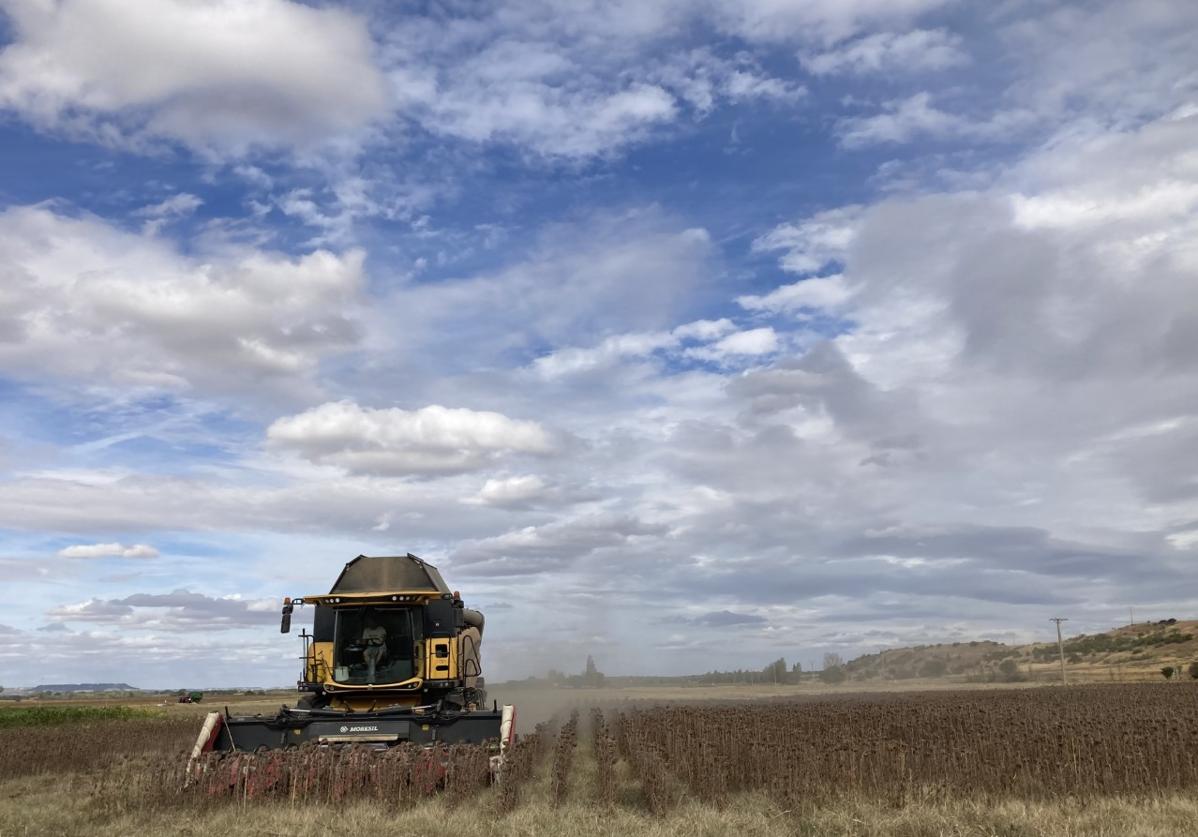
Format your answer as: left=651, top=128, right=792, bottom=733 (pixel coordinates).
left=58, top=543, right=159, bottom=560
left=0, top=0, right=959, bottom=162
left=0, top=0, right=387, bottom=155
left=0, top=205, right=364, bottom=397
left=267, top=401, right=556, bottom=476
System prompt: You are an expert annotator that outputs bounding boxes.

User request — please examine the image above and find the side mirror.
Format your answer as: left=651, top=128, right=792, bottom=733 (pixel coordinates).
left=281, top=600, right=294, bottom=634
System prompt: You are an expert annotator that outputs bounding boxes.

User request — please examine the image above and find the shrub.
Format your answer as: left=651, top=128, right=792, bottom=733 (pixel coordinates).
left=819, top=665, right=847, bottom=684
left=919, top=659, right=948, bottom=678
left=1161, top=666, right=1175, bottom=680
left=998, top=659, right=1025, bottom=682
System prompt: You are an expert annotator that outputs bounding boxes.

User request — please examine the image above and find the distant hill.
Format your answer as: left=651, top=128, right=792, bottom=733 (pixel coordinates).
left=31, top=683, right=139, bottom=693
left=845, top=619, right=1198, bottom=683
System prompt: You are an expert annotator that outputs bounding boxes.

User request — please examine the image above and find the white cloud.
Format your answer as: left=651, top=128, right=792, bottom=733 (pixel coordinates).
left=738, top=275, right=853, bottom=313
left=673, top=318, right=737, bottom=341
left=49, top=590, right=276, bottom=631
left=840, top=92, right=964, bottom=147
left=378, top=210, right=720, bottom=375
left=654, top=49, right=804, bottom=115
left=57, top=543, right=159, bottom=559
left=0, top=205, right=364, bottom=397
left=531, top=317, right=744, bottom=379
left=466, top=475, right=549, bottom=507
left=995, top=0, right=1198, bottom=129
left=707, top=0, right=953, bottom=44
left=0, top=0, right=956, bottom=161
left=397, top=69, right=678, bottom=159
left=451, top=513, right=668, bottom=575
left=687, top=327, right=780, bottom=361
left=8, top=0, right=1198, bottom=689
left=838, top=92, right=1037, bottom=149
left=801, top=29, right=966, bottom=76
left=134, top=192, right=203, bottom=235
left=267, top=401, right=556, bottom=476
left=533, top=331, right=677, bottom=379
left=377, top=0, right=889, bottom=159
left=0, top=0, right=387, bottom=156
left=753, top=206, right=862, bottom=274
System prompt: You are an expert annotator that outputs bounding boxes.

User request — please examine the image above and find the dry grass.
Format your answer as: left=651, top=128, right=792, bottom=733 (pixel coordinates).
left=4, top=772, right=1198, bottom=837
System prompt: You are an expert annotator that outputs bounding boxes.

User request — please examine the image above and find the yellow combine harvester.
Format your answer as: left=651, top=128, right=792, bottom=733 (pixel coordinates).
left=192, top=554, right=514, bottom=754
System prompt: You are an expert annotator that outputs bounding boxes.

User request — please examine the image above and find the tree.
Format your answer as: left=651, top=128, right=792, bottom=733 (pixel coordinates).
left=998, top=659, right=1023, bottom=683
left=1189, top=662, right=1198, bottom=680
left=1161, top=666, right=1175, bottom=680
left=823, top=652, right=844, bottom=670
left=819, top=665, right=846, bottom=685
left=761, top=658, right=788, bottom=684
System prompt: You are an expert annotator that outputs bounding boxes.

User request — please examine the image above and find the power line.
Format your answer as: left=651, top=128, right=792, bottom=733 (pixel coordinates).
left=1050, top=617, right=1069, bottom=685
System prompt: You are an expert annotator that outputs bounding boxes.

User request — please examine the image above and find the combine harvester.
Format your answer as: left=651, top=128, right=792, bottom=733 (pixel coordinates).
left=191, top=554, right=514, bottom=765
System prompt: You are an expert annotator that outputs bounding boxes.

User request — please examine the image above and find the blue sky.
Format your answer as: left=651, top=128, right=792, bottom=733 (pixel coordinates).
left=1, top=0, right=1197, bottom=688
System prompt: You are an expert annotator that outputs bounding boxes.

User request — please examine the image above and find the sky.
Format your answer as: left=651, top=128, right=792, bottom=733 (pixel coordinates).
left=0, top=0, right=1196, bottom=689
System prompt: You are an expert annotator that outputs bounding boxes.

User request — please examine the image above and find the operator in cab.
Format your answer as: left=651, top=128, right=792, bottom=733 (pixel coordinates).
left=360, top=610, right=388, bottom=681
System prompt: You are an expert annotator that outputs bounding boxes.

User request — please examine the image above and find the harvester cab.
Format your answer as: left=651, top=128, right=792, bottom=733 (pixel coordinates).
left=191, top=554, right=514, bottom=758
left=284, top=553, right=489, bottom=712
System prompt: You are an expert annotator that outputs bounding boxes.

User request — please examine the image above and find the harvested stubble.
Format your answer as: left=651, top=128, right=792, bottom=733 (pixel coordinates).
left=549, top=710, right=579, bottom=807
left=616, top=683, right=1198, bottom=805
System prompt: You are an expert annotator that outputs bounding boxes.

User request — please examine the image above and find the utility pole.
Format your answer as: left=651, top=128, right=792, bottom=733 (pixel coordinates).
left=1050, top=617, right=1069, bottom=685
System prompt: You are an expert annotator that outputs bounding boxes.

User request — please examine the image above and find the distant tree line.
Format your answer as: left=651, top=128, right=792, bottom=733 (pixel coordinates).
left=546, top=655, right=607, bottom=688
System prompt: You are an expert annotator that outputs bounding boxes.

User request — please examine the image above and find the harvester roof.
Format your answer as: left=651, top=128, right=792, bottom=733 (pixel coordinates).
left=328, top=554, right=451, bottom=595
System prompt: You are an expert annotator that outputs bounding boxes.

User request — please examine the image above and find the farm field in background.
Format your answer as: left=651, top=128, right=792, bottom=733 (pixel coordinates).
left=4, top=683, right=1198, bottom=836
